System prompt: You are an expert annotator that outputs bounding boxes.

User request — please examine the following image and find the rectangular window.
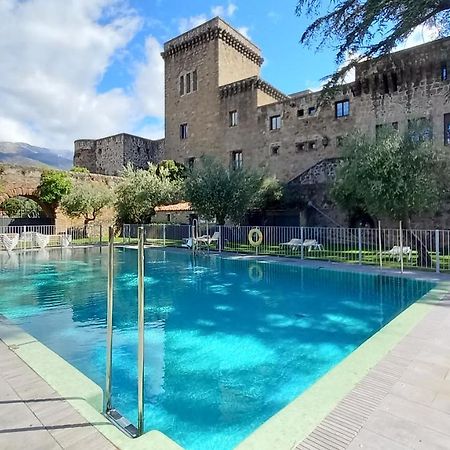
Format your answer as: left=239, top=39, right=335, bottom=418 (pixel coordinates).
left=179, top=75, right=184, bottom=96
left=308, top=106, right=316, bottom=116
left=335, top=100, right=350, bottom=118
left=229, top=110, right=238, bottom=127
left=445, top=114, right=450, bottom=146
left=167, top=213, right=172, bottom=222
left=309, top=141, right=316, bottom=150
left=231, top=151, right=243, bottom=169
left=270, top=115, right=281, bottom=130
left=192, top=70, right=198, bottom=91
left=442, top=63, right=448, bottom=81
left=297, top=109, right=304, bottom=118
left=180, top=123, right=188, bottom=140
left=271, top=144, right=280, bottom=155
left=186, top=73, right=191, bottom=94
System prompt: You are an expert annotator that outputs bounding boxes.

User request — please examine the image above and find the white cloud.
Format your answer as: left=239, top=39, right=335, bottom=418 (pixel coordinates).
left=133, top=36, right=165, bottom=118
left=0, top=0, right=165, bottom=154
left=237, top=26, right=251, bottom=39
left=394, top=24, right=440, bottom=51
left=178, top=15, right=208, bottom=33
left=211, top=3, right=237, bottom=18
left=178, top=3, right=239, bottom=34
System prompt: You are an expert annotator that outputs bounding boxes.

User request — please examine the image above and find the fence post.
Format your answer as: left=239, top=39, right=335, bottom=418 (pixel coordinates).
left=163, top=223, right=166, bottom=247
left=435, top=230, right=440, bottom=274
left=99, top=224, right=103, bottom=247
left=300, top=227, right=304, bottom=260
left=378, top=221, right=383, bottom=270
left=399, top=221, right=404, bottom=274
left=358, top=227, right=362, bottom=265
left=218, top=225, right=222, bottom=253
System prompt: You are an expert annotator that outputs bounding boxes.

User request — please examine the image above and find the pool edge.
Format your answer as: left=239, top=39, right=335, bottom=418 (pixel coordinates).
left=235, top=281, right=450, bottom=450
left=0, top=316, right=183, bottom=450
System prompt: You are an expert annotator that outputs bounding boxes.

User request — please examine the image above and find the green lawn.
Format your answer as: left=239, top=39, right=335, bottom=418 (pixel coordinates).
left=119, top=238, right=450, bottom=273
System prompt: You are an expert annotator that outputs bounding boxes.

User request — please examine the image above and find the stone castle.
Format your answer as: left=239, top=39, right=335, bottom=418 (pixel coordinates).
left=74, top=17, right=450, bottom=225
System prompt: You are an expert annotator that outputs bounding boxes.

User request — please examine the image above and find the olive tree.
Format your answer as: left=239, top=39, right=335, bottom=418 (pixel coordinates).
left=184, top=156, right=278, bottom=225
left=61, top=181, right=115, bottom=225
left=115, top=164, right=181, bottom=224
left=332, top=130, right=449, bottom=225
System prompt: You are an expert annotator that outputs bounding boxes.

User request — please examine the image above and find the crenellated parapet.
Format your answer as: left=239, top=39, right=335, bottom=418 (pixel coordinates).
left=219, top=76, right=289, bottom=101
left=161, top=17, right=264, bottom=67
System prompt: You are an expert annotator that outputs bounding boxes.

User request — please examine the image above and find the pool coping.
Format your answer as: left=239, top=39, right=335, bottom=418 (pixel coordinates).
left=1, top=246, right=450, bottom=450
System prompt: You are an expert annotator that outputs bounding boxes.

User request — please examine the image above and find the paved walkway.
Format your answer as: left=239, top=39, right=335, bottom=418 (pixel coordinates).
left=297, top=294, right=450, bottom=450
left=0, top=340, right=117, bottom=450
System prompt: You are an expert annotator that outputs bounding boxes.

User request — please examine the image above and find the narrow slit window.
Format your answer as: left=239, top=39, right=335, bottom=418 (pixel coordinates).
left=186, top=73, right=191, bottom=94
left=179, top=75, right=184, bottom=96
left=192, top=70, right=198, bottom=91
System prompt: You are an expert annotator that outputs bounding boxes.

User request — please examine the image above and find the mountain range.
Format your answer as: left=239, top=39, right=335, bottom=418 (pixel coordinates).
left=0, top=142, right=73, bottom=170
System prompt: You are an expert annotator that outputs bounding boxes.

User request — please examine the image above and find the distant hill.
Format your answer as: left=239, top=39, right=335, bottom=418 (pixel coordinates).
left=0, top=142, right=73, bottom=170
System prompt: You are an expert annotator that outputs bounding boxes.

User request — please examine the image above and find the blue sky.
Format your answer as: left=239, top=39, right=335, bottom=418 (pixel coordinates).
left=0, top=0, right=436, bottom=152
left=99, top=0, right=337, bottom=95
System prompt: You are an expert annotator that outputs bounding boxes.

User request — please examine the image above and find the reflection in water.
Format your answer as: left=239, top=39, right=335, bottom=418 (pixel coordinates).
left=0, top=247, right=435, bottom=450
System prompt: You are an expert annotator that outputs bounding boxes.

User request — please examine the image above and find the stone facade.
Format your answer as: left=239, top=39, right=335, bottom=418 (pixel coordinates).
left=162, top=17, right=450, bottom=186
left=73, top=17, right=450, bottom=226
left=74, top=133, right=164, bottom=176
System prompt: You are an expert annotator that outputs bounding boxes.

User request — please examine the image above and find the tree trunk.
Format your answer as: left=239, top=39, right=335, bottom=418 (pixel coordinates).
left=406, top=218, right=432, bottom=267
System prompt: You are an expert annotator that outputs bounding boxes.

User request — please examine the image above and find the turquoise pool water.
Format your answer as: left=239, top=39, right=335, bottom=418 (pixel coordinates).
left=0, top=247, right=435, bottom=449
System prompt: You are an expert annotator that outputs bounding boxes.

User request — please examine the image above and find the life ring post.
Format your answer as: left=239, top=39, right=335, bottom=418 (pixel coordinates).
left=248, top=227, right=263, bottom=254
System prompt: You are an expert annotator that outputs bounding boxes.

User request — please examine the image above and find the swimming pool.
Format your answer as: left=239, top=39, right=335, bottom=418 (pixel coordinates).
left=0, top=247, right=435, bottom=450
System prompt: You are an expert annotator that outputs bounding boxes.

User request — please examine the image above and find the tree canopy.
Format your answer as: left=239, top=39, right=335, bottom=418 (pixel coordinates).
left=61, top=181, right=115, bottom=225
left=332, top=129, right=449, bottom=224
left=115, top=163, right=181, bottom=224
left=296, top=0, right=450, bottom=88
left=38, top=170, right=72, bottom=205
left=184, top=156, right=279, bottom=225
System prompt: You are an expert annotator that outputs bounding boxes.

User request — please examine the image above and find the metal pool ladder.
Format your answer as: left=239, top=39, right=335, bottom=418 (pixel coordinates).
left=104, top=226, right=146, bottom=437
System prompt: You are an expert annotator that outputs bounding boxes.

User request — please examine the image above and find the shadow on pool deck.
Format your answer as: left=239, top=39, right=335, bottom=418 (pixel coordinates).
left=0, top=338, right=117, bottom=450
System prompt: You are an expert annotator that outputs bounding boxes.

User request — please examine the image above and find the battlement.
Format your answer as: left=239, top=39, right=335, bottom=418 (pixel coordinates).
left=162, top=17, right=263, bottom=66
left=219, top=76, right=289, bottom=102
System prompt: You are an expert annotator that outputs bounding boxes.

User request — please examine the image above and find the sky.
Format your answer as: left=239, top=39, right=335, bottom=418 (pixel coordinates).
left=0, top=0, right=440, bottom=154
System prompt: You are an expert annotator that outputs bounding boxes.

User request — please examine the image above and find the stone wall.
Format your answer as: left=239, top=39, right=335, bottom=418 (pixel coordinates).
left=74, top=133, right=164, bottom=176
left=163, top=19, right=449, bottom=185
left=0, top=165, right=119, bottom=232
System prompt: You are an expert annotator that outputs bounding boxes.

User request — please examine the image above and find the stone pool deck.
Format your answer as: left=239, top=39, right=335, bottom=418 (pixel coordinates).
left=297, top=293, right=450, bottom=450
left=0, top=340, right=117, bottom=450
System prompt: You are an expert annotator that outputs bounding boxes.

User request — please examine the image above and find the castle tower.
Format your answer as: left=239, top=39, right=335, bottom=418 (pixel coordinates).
left=161, top=17, right=264, bottom=165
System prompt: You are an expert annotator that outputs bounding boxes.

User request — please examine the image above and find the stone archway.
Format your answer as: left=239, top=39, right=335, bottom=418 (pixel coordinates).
left=0, top=188, right=56, bottom=221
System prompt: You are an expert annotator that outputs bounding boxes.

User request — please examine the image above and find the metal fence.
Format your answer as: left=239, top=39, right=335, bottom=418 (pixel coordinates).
left=124, top=223, right=450, bottom=273
left=3, top=222, right=449, bottom=273
left=0, top=224, right=106, bottom=251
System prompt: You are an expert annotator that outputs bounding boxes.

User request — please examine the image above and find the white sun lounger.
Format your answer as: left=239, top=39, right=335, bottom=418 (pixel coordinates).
left=385, top=245, right=412, bottom=261
left=0, top=233, right=20, bottom=252
left=280, top=238, right=323, bottom=251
